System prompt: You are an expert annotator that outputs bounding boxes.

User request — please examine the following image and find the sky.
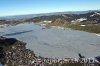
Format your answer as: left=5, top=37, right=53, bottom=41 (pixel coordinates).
left=0, top=0, right=100, bottom=16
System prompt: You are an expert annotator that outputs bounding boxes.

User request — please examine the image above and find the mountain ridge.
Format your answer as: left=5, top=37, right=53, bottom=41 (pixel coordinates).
left=0, top=10, right=100, bottom=20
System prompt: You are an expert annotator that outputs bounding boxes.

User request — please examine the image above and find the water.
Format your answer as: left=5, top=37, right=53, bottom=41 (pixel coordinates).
left=0, top=23, right=100, bottom=58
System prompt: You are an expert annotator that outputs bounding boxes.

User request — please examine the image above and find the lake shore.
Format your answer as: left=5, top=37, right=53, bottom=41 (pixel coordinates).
left=0, top=23, right=100, bottom=58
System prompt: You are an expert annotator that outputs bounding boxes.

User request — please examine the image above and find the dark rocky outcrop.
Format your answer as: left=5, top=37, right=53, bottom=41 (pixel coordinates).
left=0, top=36, right=36, bottom=66
left=0, top=36, right=17, bottom=46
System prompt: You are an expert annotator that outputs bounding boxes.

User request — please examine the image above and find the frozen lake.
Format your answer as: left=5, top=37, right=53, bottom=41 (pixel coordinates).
left=0, top=23, right=100, bottom=58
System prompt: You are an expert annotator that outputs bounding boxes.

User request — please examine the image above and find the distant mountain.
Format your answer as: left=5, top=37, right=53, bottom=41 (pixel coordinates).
left=0, top=10, right=99, bottom=20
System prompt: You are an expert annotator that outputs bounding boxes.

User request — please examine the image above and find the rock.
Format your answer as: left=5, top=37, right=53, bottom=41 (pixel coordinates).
left=0, top=36, right=36, bottom=66
left=0, top=36, right=17, bottom=46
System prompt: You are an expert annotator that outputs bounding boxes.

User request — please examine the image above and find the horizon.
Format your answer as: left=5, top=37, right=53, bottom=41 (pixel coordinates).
left=0, top=0, right=100, bottom=17
left=0, top=9, right=100, bottom=17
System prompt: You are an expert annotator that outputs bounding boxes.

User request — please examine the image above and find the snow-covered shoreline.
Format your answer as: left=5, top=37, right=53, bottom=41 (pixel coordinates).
left=96, top=34, right=100, bottom=36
